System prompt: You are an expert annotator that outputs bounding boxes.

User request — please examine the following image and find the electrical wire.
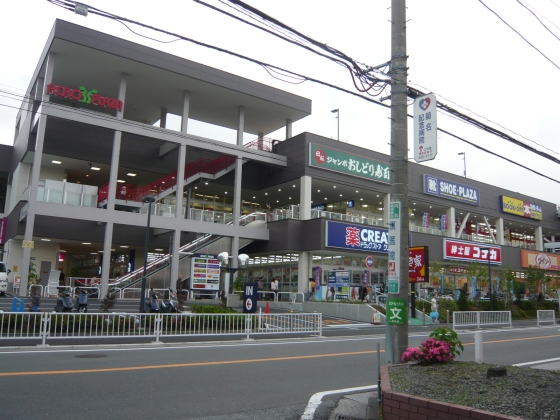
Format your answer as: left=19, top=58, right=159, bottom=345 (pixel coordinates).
left=517, top=0, right=560, bottom=42
left=478, top=0, right=560, bottom=70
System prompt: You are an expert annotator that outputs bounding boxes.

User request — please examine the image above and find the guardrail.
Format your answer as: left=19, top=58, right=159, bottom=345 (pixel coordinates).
left=537, top=310, right=556, bottom=326
left=276, top=291, right=305, bottom=303
left=0, top=310, right=322, bottom=346
left=452, top=311, right=512, bottom=329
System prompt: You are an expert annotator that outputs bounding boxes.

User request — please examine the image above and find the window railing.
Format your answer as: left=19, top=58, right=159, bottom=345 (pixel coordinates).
left=21, top=183, right=97, bottom=208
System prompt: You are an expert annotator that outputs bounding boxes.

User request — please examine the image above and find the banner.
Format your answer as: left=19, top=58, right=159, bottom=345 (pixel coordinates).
left=309, top=143, right=390, bottom=183
left=423, top=174, right=480, bottom=206
left=422, top=212, right=430, bottom=228
left=443, top=239, right=501, bottom=265
left=440, top=214, right=448, bottom=231
left=520, top=250, right=560, bottom=271
left=325, top=221, right=388, bottom=252
left=500, top=195, right=542, bottom=220
left=409, top=246, right=428, bottom=283
left=413, top=93, right=438, bottom=162
left=314, top=266, right=322, bottom=301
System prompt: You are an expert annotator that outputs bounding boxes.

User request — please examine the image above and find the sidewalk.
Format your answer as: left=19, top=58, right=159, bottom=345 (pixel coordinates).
left=328, top=391, right=380, bottom=420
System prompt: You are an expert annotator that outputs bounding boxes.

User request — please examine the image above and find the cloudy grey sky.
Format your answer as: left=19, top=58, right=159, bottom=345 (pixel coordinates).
left=1, top=0, right=559, bottom=206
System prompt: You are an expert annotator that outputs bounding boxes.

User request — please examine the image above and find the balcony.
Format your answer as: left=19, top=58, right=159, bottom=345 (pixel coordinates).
left=21, top=180, right=98, bottom=208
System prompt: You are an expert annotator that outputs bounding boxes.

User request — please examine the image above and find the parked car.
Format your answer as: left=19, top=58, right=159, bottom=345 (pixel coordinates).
left=0, top=262, right=10, bottom=296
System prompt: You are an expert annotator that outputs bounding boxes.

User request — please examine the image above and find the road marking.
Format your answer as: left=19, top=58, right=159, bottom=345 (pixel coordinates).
left=301, top=385, right=378, bottom=420
left=0, top=349, right=384, bottom=377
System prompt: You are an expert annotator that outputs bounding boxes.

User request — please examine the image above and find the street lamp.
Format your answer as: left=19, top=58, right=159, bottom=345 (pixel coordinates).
left=458, top=152, right=466, bottom=177
left=139, top=196, right=156, bottom=313
left=217, top=252, right=250, bottom=305
left=331, top=109, right=339, bottom=141
left=481, top=247, right=493, bottom=311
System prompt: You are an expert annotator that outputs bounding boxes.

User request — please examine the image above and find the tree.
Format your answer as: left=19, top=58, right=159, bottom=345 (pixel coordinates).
left=466, top=262, right=487, bottom=298
left=28, top=261, right=39, bottom=285
left=525, top=266, right=545, bottom=296
left=457, top=283, right=469, bottom=311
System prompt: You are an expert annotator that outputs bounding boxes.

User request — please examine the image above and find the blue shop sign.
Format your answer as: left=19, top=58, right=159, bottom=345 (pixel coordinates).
left=325, top=220, right=388, bottom=252
left=423, top=174, right=480, bottom=206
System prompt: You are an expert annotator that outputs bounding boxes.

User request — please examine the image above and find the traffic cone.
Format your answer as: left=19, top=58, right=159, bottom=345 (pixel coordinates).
left=265, top=302, right=270, bottom=314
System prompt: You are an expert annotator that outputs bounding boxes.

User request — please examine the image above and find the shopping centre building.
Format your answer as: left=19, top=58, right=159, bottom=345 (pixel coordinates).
left=1, top=20, right=559, bottom=300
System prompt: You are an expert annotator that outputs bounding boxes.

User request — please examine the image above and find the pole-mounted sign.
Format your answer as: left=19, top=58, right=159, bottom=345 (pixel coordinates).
left=413, top=93, right=437, bottom=162
left=387, top=201, right=401, bottom=294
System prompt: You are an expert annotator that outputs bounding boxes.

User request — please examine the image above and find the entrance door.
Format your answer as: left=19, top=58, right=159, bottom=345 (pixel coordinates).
left=40, top=261, right=51, bottom=288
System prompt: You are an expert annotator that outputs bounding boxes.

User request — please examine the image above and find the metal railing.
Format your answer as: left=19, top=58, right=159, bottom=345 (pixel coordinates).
left=452, top=311, right=512, bottom=329
left=0, top=311, right=322, bottom=345
left=537, top=310, right=556, bottom=326
left=276, top=291, right=305, bottom=303
left=311, top=209, right=383, bottom=226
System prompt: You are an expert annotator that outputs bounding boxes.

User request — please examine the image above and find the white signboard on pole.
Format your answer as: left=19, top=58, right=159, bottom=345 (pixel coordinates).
left=413, top=93, right=437, bottom=162
left=387, top=201, right=401, bottom=294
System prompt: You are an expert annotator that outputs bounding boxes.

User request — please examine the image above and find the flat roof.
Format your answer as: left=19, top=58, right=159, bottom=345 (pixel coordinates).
left=24, top=19, right=311, bottom=135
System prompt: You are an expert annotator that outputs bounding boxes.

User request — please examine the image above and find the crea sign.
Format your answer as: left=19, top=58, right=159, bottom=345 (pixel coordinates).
left=520, top=250, right=560, bottom=271
left=46, top=83, right=123, bottom=111
left=443, top=239, right=501, bottom=265
left=500, top=195, right=542, bottom=220
left=325, top=220, right=389, bottom=252
left=309, top=143, right=390, bottom=183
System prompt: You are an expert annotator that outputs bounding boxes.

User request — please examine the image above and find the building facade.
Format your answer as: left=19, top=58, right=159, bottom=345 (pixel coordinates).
left=1, top=20, right=559, bottom=300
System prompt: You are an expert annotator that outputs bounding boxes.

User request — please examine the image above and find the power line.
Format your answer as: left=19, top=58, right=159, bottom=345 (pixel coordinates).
left=517, top=0, right=560, bottom=42
left=478, top=0, right=560, bottom=70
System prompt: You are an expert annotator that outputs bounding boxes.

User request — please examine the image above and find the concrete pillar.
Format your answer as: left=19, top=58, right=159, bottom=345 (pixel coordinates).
left=383, top=194, right=391, bottom=227
left=535, top=226, right=543, bottom=251
left=257, top=132, right=263, bottom=151
left=297, top=251, right=311, bottom=294
left=171, top=144, right=187, bottom=283
left=299, top=175, right=312, bottom=220
left=286, top=119, right=292, bottom=139
left=446, top=207, right=456, bottom=238
left=181, top=91, right=191, bottom=220
left=160, top=108, right=167, bottom=128
left=237, top=106, right=244, bottom=146
left=185, top=187, right=191, bottom=219
left=101, top=73, right=127, bottom=296
left=20, top=53, right=55, bottom=296
left=496, top=218, right=504, bottom=245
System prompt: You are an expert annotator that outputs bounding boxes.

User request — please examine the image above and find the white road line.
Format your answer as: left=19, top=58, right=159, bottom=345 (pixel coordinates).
left=300, top=385, right=377, bottom=420
left=514, top=357, right=560, bottom=367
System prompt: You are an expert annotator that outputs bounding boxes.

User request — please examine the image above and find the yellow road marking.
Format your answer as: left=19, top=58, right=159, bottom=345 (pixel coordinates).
left=0, top=350, right=380, bottom=377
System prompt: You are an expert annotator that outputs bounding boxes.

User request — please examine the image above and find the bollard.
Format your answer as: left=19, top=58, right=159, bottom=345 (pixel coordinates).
left=290, top=309, right=293, bottom=332
left=377, top=342, right=381, bottom=403
left=474, top=330, right=484, bottom=363
left=447, top=309, right=450, bottom=325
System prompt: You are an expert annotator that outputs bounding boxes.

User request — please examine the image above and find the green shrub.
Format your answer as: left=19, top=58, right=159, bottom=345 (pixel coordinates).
left=429, top=326, right=464, bottom=357
left=190, top=304, right=238, bottom=314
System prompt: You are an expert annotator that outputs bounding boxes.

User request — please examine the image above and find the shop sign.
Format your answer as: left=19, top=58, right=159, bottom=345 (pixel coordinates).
left=325, top=221, right=388, bottom=252
left=443, top=239, right=501, bottom=265
left=387, top=299, right=407, bottom=325
left=413, top=93, right=437, bottom=162
left=448, top=266, right=467, bottom=274
left=0, top=217, right=7, bottom=245
left=365, top=256, right=375, bottom=268
left=423, top=174, right=480, bottom=206
left=309, top=143, right=390, bottom=183
left=520, top=250, right=560, bottom=271
left=387, top=201, right=401, bottom=293
left=409, top=246, right=428, bottom=283
left=500, top=195, right=542, bottom=220
left=46, top=83, right=124, bottom=111
left=327, top=271, right=350, bottom=284
left=190, top=253, right=220, bottom=290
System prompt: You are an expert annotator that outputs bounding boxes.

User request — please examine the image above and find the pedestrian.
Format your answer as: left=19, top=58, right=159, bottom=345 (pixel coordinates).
left=362, top=282, right=368, bottom=301
left=430, top=293, right=439, bottom=324
left=176, top=274, right=183, bottom=292
left=271, top=276, right=279, bottom=301
left=58, top=266, right=66, bottom=286
left=327, top=286, right=335, bottom=301
left=307, top=277, right=315, bottom=301
left=257, top=278, right=263, bottom=300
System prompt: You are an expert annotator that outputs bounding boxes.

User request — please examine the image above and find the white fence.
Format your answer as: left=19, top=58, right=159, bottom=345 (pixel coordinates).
left=452, top=311, right=512, bottom=329
left=537, top=310, right=556, bottom=326
left=0, top=311, right=322, bottom=346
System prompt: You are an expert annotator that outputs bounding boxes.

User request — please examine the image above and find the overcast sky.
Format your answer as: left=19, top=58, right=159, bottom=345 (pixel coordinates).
left=1, top=0, right=559, bottom=207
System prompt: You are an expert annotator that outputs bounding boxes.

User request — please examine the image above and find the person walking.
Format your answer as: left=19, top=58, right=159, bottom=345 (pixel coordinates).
left=430, top=294, right=439, bottom=324
left=257, top=278, right=263, bottom=300
left=306, top=277, right=315, bottom=301
left=271, top=277, right=279, bottom=301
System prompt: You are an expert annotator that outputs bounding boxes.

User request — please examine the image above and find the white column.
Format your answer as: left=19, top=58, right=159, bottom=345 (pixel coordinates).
left=232, top=106, right=244, bottom=270
left=383, top=194, right=391, bottom=227
left=286, top=119, right=292, bottom=139
left=20, top=53, right=55, bottom=296
left=297, top=252, right=310, bottom=294
left=237, top=106, right=244, bottom=146
left=446, top=207, right=456, bottom=238
left=160, top=108, right=167, bottom=128
left=535, top=226, right=543, bottom=251
left=101, top=73, right=127, bottom=297
left=299, top=175, right=312, bottom=220
left=496, top=218, right=504, bottom=245
left=171, top=144, right=186, bottom=283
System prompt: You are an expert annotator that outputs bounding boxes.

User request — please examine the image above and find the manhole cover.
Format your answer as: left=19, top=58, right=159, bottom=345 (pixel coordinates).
left=74, top=354, right=108, bottom=359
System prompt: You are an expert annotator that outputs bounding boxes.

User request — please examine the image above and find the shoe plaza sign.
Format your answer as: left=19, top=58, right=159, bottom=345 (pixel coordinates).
left=309, top=143, right=390, bottom=183
left=423, top=174, right=480, bottom=206
left=46, top=83, right=124, bottom=111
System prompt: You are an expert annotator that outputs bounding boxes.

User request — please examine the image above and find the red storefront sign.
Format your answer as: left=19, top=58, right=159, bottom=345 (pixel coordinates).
left=46, top=83, right=123, bottom=111
left=409, top=246, right=428, bottom=283
left=443, top=239, right=501, bottom=265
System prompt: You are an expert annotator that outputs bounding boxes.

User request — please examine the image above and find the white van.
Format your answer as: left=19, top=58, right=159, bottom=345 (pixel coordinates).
left=0, top=262, right=10, bottom=295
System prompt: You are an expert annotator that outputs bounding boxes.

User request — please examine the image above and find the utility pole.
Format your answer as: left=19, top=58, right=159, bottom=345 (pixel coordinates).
left=386, top=0, right=409, bottom=364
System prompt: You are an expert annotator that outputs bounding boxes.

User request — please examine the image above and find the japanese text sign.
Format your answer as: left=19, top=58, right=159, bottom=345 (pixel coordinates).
left=413, top=93, right=437, bottom=162
left=520, top=250, right=560, bottom=271
left=387, top=201, right=401, bottom=294
left=387, top=299, right=407, bottom=325
left=423, top=174, right=480, bottom=206
left=409, top=246, right=428, bottom=283
left=325, top=221, right=388, bottom=252
left=443, top=239, right=501, bottom=265
left=500, top=195, right=542, bottom=220
left=309, top=143, right=390, bottom=183
left=190, top=253, right=221, bottom=290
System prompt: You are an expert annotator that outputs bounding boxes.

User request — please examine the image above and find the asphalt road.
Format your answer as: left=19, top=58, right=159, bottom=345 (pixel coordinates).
left=0, top=324, right=559, bottom=419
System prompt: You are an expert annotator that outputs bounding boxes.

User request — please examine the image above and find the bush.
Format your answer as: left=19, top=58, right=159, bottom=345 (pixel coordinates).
left=429, top=326, right=464, bottom=357
left=190, top=304, right=237, bottom=314
left=402, top=338, right=454, bottom=364
left=457, top=284, right=469, bottom=311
